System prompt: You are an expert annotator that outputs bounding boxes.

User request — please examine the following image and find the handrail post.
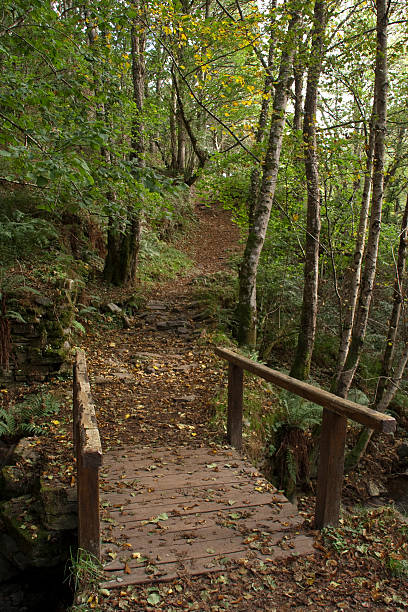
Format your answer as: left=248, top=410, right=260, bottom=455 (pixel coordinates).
left=227, top=363, right=243, bottom=450
left=314, top=408, right=347, bottom=528
left=73, top=350, right=102, bottom=560
left=78, top=456, right=101, bottom=559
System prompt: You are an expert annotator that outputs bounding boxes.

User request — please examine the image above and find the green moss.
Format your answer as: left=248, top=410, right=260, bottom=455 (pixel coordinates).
left=138, top=238, right=192, bottom=284
left=0, top=465, right=32, bottom=497
left=0, top=495, right=66, bottom=567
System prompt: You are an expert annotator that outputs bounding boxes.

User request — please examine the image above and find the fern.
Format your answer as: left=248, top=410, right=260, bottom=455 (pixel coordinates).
left=0, top=407, right=16, bottom=439
left=0, top=392, right=60, bottom=442
left=274, top=390, right=322, bottom=432
left=286, top=448, right=297, bottom=484
left=267, top=390, right=323, bottom=499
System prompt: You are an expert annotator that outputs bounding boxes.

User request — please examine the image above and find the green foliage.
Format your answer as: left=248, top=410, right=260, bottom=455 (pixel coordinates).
left=269, top=390, right=323, bottom=440
left=311, top=333, right=339, bottom=370
left=66, top=547, right=103, bottom=605
left=266, top=391, right=322, bottom=499
left=0, top=392, right=60, bottom=443
left=256, top=229, right=304, bottom=356
left=192, top=266, right=239, bottom=332
left=0, top=210, right=57, bottom=264
left=138, top=234, right=192, bottom=284
left=196, top=155, right=251, bottom=225
left=66, top=548, right=103, bottom=593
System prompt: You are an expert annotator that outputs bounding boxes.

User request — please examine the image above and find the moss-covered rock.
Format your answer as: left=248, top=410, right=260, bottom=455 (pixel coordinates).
left=40, top=478, right=77, bottom=531
left=0, top=496, right=70, bottom=568
left=1, top=465, right=34, bottom=497
left=12, top=437, right=42, bottom=464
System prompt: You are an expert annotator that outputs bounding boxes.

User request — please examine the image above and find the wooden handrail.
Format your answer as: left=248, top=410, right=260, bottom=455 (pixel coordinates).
left=73, top=350, right=103, bottom=559
left=215, top=346, right=396, bottom=528
left=215, top=347, right=395, bottom=432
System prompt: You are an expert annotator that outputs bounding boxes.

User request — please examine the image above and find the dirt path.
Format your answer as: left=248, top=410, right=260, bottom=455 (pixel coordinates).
left=85, top=203, right=241, bottom=451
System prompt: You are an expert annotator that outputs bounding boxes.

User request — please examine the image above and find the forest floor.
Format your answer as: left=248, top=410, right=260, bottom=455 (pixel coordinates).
left=5, top=203, right=408, bottom=610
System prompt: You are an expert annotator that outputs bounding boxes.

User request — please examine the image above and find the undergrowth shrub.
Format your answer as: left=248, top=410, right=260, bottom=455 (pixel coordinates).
left=196, top=154, right=251, bottom=224
left=138, top=233, right=192, bottom=283
left=0, top=210, right=58, bottom=263
left=192, top=268, right=239, bottom=332
left=266, top=390, right=322, bottom=501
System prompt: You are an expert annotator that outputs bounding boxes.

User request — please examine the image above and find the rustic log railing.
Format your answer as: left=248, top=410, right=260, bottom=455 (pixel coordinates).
left=73, top=350, right=103, bottom=559
left=215, top=347, right=396, bottom=529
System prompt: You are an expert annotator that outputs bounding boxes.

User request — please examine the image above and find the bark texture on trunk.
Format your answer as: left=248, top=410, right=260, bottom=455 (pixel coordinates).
left=293, top=59, right=304, bottom=132
left=169, top=83, right=178, bottom=171
left=103, top=213, right=141, bottom=286
left=335, top=0, right=388, bottom=398
left=346, top=192, right=408, bottom=469
left=176, top=106, right=186, bottom=173
left=290, top=0, right=328, bottom=380
left=238, top=13, right=301, bottom=347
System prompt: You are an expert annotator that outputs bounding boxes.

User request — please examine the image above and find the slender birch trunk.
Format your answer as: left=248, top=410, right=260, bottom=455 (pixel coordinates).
left=290, top=0, right=328, bottom=380
left=170, top=82, right=177, bottom=172
left=332, top=113, right=375, bottom=389
left=335, top=0, right=388, bottom=398
left=346, top=192, right=408, bottom=468
left=248, top=3, right=277, bottom=227
left=130, top=8, right=146, bottom=164
left=237, top=12, right=301, bottom=347
left=293, top=59, right=304, bottom=132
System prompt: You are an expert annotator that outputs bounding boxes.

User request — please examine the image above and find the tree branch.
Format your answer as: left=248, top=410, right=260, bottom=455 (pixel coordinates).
left=0, top=111, right=45, bottom=151
left=141, top=19, right=260, bottom=162
left=0, top=8, right=33, bottom=37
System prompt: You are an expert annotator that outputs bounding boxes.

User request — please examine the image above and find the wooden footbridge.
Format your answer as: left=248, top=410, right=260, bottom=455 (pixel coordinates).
left=73, top=348, right=395, bottom=588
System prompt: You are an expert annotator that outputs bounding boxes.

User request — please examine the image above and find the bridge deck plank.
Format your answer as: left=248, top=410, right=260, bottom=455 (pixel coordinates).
left=100, top=446, right=314, bottom=587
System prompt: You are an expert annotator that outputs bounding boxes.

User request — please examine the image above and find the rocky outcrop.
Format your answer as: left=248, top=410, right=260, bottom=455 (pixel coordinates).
left=1, top=280, right=78, bottom=385
left=0, top=436, right=77, bottom=582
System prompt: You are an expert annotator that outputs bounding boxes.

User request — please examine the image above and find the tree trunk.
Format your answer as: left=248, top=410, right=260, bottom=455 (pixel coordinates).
left=332, top=111, right=375, bottom=389
left=335, top=0, right=388, bottom=398
left=248, top=3, right=277, bottom=226
left=345, top=192, right=408, bottom=469
left=293, top=58, right=304, bottom=132
left=290, top=0, right=328, bottom=380
left=104, top=4, right=145, bottom=286
left=170, top=82, right=178, bottom=171
left=130, top=7, right=146, bottom=163
left=237, top=12, right=301, bottom=347
left=103, top=212, right=141, bottom=286
left=176, top=105, right=186, bottom=174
